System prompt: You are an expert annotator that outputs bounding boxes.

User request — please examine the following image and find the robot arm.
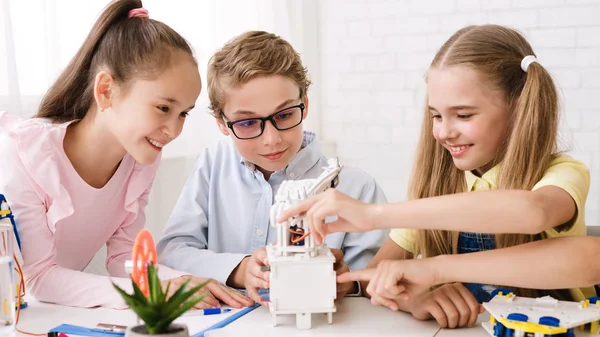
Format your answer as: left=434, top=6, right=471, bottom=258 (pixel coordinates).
left=269, top=159, right=343, bottom=253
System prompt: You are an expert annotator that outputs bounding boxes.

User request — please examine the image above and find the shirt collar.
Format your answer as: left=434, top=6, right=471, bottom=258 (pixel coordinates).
left=239, top=131, right=321, bottom=177
left=465, top=164, right=500, bottom=190
left=285, top=131, right=321, bottom=178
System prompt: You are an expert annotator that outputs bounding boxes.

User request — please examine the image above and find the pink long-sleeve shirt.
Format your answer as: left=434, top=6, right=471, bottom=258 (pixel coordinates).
left=0, top=111, right=184, bottom=308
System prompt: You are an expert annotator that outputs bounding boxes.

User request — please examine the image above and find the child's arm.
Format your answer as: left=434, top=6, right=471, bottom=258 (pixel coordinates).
left=280, top=186, right=581, bottom=242
left=105, top=184, right=189, bottom=280
left=341, top=236, right=600, bottom=292
left=432, top=235, right=600, bottom=289
left=107, top=183, right=253, bottom=308
left=337, top=173, right=389, bottom=271
left=345, top=237, right=484, bottom=328
left=0, top=140, right=131, bottom=308
left=156, top=152, right=249, bottom=287
left=280, top=160, right=588, bottom=239
left=369, top=186, right=577, bottom=235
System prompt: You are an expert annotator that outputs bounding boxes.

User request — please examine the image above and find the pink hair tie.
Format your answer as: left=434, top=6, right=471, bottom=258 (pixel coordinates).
left=128, top=8, right=149, bottom=19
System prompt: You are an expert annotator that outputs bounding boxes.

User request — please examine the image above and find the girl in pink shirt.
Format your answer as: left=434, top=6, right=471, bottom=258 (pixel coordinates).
left=0, top=0, right=253, bottom=309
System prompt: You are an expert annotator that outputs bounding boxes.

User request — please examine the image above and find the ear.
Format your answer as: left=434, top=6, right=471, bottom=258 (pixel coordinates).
left=93, top=70, right=115, bottom=111
left=302, top=95, right=309, bottom=120
left=215, top=115, right=230, bottom=136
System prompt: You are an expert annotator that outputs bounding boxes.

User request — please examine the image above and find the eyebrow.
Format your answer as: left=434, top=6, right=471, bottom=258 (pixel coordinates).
left=232, top=98, right=298, bottom=117
left=160, top=97, right=195, bottom=111
left=160, top=96, right=179, bottom=104
left=428, top=105, right=477, bottom=112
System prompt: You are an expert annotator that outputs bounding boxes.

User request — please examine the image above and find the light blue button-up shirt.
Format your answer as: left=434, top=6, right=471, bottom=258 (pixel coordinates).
left=157, top=132, right=389, bottom=285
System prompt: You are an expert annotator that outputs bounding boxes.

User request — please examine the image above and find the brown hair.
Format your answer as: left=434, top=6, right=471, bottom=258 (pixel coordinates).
left=37, top=0, right=196, bottom=122
left=206, top=30, right=311, bottom=116
left=410, top=25, right=570, bottom=299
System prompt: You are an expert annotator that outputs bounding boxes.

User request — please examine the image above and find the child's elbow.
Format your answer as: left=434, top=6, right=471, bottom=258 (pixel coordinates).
left=525, top=193, right=551, bottom=235
left=24, top=276, right=46, bottom=302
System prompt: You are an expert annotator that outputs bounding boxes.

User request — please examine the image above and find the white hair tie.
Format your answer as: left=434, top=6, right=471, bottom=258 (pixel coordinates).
left=521, top=55, right=537, bottom=72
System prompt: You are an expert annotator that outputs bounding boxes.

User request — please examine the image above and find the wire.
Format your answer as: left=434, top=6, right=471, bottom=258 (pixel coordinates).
left=287, top=228, right=311, bottom=244
left=12, top=254, right=45, bottom=336
left=16, top=328, right=46, bottom=336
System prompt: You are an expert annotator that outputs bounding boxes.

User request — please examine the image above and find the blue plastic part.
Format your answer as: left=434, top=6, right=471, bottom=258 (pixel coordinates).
left=192, top=303, right=261, bottom=337
left=490, top=288, right=514, bottom=299
left=258, top=288, right=270, bottom=301
left=0, top=194, right=21, bottom=249
left=565, top=328, right=575, bottom=337
left=587, top=296, right=600, bottom=304
left=539, top=316, right=560, bottom=327
left=507, top=313, right=528, bottom=322
left=199, top=308, right=231, bottom=315
left=50, top=324, right=124, bottom=337
left=493, top=322, right=505, bottom=336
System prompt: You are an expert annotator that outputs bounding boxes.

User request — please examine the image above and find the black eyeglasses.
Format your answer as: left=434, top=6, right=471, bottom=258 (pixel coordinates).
left=223, top=103, right=305, bottom=140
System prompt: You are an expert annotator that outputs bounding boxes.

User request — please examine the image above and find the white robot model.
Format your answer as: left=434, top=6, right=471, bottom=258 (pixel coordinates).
left=266, top=158, right=342, bottom=329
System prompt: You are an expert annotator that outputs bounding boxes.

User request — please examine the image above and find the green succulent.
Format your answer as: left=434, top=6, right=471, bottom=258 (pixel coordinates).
left=113, top=263, right=207, bottom=334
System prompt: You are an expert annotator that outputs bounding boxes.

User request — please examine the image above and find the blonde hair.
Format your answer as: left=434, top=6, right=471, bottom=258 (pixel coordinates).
left=207, top=31, right=311, bottom=116
left=411, top=25, right=569, bottom=299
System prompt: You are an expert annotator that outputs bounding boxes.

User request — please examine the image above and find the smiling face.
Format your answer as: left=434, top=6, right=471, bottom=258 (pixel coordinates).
left=216, top=75, right=308, bottom=178
left=102, top=51, right=201, bottom=165
left=427, top=65, right=510, bottom=174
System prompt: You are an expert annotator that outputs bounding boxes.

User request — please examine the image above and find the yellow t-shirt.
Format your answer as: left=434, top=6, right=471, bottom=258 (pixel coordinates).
left=389, top=154, right=594, bottom=300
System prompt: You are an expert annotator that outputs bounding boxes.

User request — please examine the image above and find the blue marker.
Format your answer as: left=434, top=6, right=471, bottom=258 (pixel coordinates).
left=199, top=308, right=232, bottom=315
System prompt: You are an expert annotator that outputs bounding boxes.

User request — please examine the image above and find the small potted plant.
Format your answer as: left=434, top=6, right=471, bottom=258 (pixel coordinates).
left=113, top=262, right=207, bottom=337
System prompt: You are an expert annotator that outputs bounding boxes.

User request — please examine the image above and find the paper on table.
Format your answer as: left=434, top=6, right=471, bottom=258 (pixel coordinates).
left=176, top=307, right=241, bottom=333
left=72, top=307, right=247, bottom=334
left=19, top=302, right=251, bottom=337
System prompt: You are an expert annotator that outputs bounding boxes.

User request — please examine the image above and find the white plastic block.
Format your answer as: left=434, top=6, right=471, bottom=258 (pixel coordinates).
left=267, top=245, right=336, bottom=329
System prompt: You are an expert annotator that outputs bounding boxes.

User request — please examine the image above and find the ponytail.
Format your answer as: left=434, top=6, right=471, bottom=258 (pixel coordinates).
left=37, top=0, right=194, bottom=122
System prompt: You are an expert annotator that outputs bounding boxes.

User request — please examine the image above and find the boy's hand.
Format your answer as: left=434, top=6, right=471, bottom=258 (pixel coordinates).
left=239, top=247, right=270, bottom=304
left=331, top=248, right=354, bottom=298
left=409, top=283, right=483, bottom=328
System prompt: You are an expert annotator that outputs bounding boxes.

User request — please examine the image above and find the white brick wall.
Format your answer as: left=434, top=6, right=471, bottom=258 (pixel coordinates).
left=317, top=0, right=600, bottom=225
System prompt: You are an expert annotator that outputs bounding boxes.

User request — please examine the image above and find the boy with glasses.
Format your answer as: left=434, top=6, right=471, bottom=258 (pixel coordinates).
left=157, top=31, right=388, bottom=303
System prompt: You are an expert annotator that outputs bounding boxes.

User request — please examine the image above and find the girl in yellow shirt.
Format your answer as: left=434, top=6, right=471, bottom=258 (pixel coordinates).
left=279, top=24, right=594, bottom=328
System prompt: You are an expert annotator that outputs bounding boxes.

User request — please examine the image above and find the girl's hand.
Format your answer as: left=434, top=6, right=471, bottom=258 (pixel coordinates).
left=338, top=259, right=434, bottom=311
left=331, top=248, right=354, bottom=299
left=277, top=189, right=378, bottom=243
left=161, top=276, right=254, bottom=309
left=409, top=283, right=483, bottom=328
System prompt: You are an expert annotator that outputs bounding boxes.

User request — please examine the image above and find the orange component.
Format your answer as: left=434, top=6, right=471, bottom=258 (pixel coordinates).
left=131, top=229, right=157, bottom=297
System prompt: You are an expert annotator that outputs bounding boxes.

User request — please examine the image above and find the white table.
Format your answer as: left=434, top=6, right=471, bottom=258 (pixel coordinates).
left=206, top=298, right=440, bottom=337
left=19, top=297, right=563, bottom=337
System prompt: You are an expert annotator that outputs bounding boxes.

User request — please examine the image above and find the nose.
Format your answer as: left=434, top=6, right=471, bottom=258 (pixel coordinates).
left=163, top=115, right=184, bottom=140
left=261, top=120, right=282, bottom=146
left=435, top=119, right=457, bottom=141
